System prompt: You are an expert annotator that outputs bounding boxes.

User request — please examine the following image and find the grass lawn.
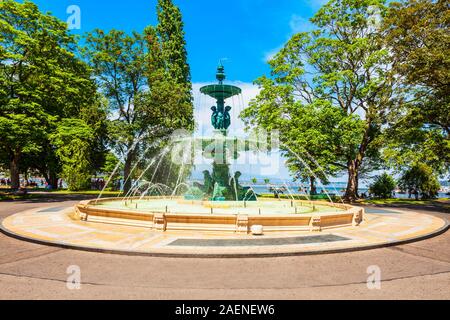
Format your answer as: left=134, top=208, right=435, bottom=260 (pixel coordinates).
left=47, top=190, right=121, bottom=196
left=260, top=193, right=450, bottom=212
left=358, top=198, right=449, bottom=205
left=0, top=193, right=47, bottom=201
left=0, top=189, right=122, bottom=201
left=357, top=198, right=450, bottom=213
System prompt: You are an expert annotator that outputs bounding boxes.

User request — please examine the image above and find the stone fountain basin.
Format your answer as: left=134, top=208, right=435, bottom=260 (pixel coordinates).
left=73, top=197, right=364, bottom=233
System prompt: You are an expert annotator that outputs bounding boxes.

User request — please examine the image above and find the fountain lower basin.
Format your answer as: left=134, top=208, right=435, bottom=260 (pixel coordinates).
left=73, top=197, right=364, bottom=233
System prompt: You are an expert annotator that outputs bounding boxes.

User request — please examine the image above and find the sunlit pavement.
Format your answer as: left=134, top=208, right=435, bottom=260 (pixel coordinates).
left=0, top=198, right=449, bottom=299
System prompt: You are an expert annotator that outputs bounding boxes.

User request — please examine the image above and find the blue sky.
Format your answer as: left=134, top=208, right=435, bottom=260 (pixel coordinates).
left=31, top=0, right=324, bottom=82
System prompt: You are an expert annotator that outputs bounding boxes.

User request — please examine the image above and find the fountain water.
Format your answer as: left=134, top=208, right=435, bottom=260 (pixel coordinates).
left=75, top=65, right=364, bottom=234
left=179, top=63, right=257, bottom=201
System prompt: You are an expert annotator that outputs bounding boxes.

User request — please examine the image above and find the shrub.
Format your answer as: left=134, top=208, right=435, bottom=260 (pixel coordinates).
left=369, top=172, right=396, bottom=199
left=398, top=163, right=440, bottom=200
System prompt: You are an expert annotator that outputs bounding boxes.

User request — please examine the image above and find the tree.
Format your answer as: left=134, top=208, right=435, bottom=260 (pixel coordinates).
left=50, top=119, right=94, bottom=191
left=139, top=0, right=195, bottom=190
left=0, top=0, right=99, bottom=189
left=84, top=0, right=194, bottom=192
left=382, top=0, right=450, bottom=173
left=398, top=163, right=440, bottom=200
left=83, top=30, right=149, bottom=193
left=28, top=94, right=108, bottom=189
left=384, top=0, right=449, bottom=115
left=241, top=0, right=395, bottom=201
left=369, top=172, right=396, bottom=199
left=155, top=0, right=192, bottom=99
left=101, top=152, right=122, bottom=177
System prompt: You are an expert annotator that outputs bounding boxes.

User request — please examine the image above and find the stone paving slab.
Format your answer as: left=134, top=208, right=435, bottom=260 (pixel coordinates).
left=0, top=206, right=448, bottom=257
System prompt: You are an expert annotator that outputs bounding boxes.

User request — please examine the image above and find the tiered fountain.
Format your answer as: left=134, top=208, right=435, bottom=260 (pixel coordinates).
left=182, top=64, right=256, bottom=201
left=74, top=65, right=364, bottom=234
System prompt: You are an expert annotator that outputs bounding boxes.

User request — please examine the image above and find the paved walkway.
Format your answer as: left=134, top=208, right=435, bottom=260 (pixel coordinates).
left=0, top=199, right=449, bottom=299
left=1, top=204, right=447, bottom=256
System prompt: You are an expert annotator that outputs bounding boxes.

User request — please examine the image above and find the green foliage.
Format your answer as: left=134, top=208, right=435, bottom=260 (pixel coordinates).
left=241, top=0, right=394, bottom=201
left=84, top=1, right=194, bottom=192
left=84, top=29, right=158, bottom=191
left=398, top=163, right=441, bottom=200
left=382, top=0, right=450, bottom=173
left=156, top=0, right=192, bottom=86
left=144, top=0, right=194, bottom=131
left=143, top=0, right=195, bottom=187
left=369, top=172, right=396, bottom=199
left=384, top=0, right=449, bottom=104
left=84, top=29, right=148, bottom=140
left=101, top=152, right=122, bottom=176
left=0, top=0, right=102, bottom=188
left=51, top=119, right=94, bottom=191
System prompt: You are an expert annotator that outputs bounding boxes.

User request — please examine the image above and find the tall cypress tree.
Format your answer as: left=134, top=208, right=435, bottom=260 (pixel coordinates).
left=156, top=0, right=191, bottom=87
left=149, top=0, right=194, bottom=131
left=137, top=0, right=194, bottom=190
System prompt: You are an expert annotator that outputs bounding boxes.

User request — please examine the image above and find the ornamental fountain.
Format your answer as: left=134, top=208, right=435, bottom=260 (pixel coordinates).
left=183, top=64, right=257, bottom=201
left=5, top=65, right=448, bottom=258
left=73, top=65, right=364, bottom=234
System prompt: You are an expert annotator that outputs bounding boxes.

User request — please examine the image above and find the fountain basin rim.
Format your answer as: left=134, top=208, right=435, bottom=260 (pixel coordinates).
left=200, top=84, right=242, bottom=99
left=73, top=197, right=364, bottom=233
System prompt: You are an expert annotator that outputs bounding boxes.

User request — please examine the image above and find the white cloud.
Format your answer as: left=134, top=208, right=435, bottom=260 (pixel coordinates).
left=289, top=14, right=314, bottom=33
left=263, top=46, right=282, bottom=63
left=305, top=0, right=329, bottom=10
left=263, top=14, right=314, bottom=63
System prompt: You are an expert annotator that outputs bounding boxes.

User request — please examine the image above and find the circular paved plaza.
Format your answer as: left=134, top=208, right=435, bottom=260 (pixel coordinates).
left=0, top=198, right=449, bottom=299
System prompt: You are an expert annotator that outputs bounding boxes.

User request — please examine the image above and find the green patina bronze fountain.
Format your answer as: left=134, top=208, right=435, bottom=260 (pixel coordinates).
left=200, top=64, right=240, bottom=132
left=184, top=64, right=257, bottom=201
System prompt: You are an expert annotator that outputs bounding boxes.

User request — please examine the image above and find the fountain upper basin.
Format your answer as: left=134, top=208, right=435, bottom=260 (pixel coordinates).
left=200, top=84, right=242, bottom=100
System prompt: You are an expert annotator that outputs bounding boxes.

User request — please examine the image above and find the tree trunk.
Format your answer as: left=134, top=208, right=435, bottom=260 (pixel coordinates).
left=344, top=118, right=373, bottom=202
left=309, top=176, right=317, bottom=195
left=344, top=160, right=358, bottom=202
left=355, top=172, right=360, bottom=198
left=24, top=170, right=29, bottom=186
left=48, top=172, right=59, bottom=190
left=9, top=152, right=20, bottom=190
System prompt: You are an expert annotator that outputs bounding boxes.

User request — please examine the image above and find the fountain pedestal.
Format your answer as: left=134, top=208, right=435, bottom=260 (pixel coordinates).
left=185, top=65, right=257, bottom=201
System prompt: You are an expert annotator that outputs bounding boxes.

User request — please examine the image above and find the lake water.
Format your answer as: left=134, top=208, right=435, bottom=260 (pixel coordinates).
left=244, top=184, right=449, bottom=199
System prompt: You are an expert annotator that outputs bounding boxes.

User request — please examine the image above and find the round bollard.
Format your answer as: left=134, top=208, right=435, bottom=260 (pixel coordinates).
left=251, top=225, right=264, bottom=235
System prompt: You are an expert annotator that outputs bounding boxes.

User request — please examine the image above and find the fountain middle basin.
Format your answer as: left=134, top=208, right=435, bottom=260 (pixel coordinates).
left=74, top=197, right=364, bottom=233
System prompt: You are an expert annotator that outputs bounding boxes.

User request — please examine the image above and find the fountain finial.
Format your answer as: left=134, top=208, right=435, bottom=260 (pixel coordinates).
left=216, top=63, right=226, bottom=84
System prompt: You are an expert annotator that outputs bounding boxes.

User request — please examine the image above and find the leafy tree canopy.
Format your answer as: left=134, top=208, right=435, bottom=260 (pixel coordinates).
left=398, top=163, right=441, bottom=200
left=0, top=0, right=101, bottom=189
left=382, top=0, right=450, bottom=174
left=241, top=0, right=395, bottom=201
